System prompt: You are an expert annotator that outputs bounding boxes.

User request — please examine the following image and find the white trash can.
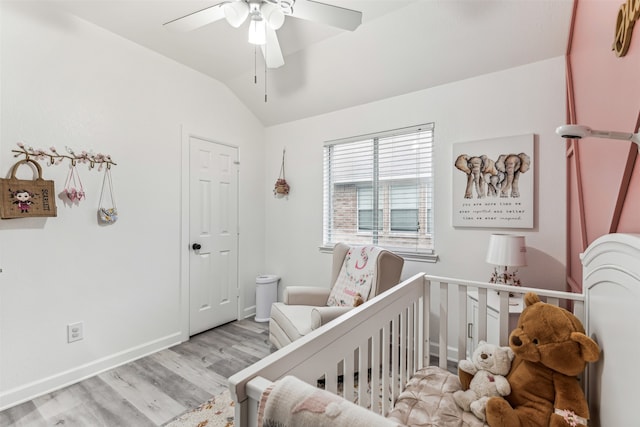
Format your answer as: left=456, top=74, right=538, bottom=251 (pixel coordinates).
left=255, top=274, right=280, bottom=322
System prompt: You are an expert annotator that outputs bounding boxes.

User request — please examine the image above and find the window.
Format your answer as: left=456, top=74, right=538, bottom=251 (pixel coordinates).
left=390, top=184, right=419, bottom=232
left=357, top=186, right=382, bottom=231
left=323, top=124, right=435, bottom=258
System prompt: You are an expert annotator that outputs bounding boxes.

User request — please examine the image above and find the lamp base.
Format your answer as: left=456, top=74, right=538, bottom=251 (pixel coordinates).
left=489, top=266, right=522, bottom=297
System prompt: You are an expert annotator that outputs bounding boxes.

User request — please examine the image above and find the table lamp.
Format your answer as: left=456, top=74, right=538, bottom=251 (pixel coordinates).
left=486, top=234, right=527, bottom=286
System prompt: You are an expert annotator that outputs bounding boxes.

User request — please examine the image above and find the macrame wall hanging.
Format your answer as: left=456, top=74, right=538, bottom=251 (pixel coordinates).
left=273, top=148, right=290, bottom=198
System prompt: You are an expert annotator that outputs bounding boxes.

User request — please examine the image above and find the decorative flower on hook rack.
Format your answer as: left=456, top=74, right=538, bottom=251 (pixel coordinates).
left=12, top=142, right=117, bottom=170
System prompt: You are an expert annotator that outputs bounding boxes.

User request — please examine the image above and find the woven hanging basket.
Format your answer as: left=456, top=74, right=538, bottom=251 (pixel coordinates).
left=274, top=178, right=290, bottom=195
left=273, top=149, right=290, bottom=196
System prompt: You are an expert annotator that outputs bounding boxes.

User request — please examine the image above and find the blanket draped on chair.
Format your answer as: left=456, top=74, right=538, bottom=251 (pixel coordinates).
left=258, top=376, right=400, bottom=427
left=327, top=245, right=383, bottom=307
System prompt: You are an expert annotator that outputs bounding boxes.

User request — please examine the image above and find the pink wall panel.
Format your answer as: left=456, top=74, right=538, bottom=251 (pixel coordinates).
left=571, top=0, right=640, bottom=129
left=566, top=0, right=640, bottom=291
left=577, top=140, right=630, bottom=241
left=618, top=157, right=640, bottom=230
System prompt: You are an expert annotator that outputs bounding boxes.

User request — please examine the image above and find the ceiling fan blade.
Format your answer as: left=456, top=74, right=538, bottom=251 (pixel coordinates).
left=291, top=0, right=362, bottom=31
left=261, top=27, right=285, bottom=69
left=163, top=2, right=227, bottom=32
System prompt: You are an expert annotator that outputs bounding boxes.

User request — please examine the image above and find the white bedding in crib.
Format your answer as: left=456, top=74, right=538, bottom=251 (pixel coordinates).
left=387, top=367, right=488, bottom=427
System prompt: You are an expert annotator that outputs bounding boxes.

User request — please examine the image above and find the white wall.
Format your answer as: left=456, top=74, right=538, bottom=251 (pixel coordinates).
left=0, top=3, right=265, bottom=409
left=264, top=57, right=567, bottom=297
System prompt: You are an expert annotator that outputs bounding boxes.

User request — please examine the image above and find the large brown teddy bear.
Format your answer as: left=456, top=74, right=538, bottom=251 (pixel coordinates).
left=459, top=292, right=600, bottom=427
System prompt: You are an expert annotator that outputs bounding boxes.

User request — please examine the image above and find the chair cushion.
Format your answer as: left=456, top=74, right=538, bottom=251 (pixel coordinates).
left=327, top=246, right=383, bottom=307
left=269, top=302, right=315, bottom=346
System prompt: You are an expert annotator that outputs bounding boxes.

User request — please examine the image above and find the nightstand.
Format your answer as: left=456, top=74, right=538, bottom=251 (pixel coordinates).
left=466, top=290, right=523, bottom=356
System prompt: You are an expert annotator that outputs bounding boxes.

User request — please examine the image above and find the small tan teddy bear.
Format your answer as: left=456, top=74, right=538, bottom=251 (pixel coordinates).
left=353, top=293, right=365, bottom=307
left=453, top=340, right=514, bottom=421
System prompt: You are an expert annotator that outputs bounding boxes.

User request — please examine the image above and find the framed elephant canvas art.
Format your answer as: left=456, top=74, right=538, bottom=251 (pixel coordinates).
left=452, top=134, right=534, bottom=228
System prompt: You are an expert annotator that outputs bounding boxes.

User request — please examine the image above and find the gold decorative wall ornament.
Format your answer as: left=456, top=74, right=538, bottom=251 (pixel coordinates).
left=613, top=0, right=640, bottom=57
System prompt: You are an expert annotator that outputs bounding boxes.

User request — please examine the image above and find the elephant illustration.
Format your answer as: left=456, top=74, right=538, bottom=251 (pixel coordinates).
left=485, top=169, right=505, bottom=197
left=495, top=153, right=531, bottom=198
left=455, top=154, right=498, bottom=199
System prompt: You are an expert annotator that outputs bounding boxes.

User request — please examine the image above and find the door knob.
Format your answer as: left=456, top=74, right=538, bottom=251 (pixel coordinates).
left=192, top=243, right=202, bottom=250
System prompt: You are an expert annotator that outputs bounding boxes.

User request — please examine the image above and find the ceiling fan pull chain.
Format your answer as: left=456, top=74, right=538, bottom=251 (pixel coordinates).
left=264, top=43, right=268, bottom=103
left=254, top=44, right=258, bottom=84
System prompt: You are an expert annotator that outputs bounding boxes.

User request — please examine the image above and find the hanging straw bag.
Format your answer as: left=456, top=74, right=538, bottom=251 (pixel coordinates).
left=98, top=168, right=117, bottom=224
left=0, top=159, right=57, bottom=219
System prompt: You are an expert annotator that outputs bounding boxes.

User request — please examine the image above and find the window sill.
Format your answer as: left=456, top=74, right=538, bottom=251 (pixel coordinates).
left=319, top=245, right=439, bottom=263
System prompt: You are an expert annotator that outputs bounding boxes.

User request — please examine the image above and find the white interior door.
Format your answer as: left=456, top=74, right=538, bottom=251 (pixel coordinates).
left=189, top=137, right=239, bottom=335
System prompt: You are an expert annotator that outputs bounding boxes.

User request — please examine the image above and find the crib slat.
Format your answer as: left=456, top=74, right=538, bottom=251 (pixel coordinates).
left=358, top=337, right=373, bottom=408
left=547, top=297, right=560, bottom=306
left=326, top=364, right=338, bottom=394
left=408, top=302, right=415, bottom=376
left=382, top=321, right=391, bottom=415
left=391, top=315, right=399, bottom=402
left=357, top=339, right=368, bottom=408
left=400, top=308, right=407, bottom=389
left=477, top=287, right=488, bottom=343
left=344, top=350, right=355, bottom=402
left=458, top=284, right=468, bottom=361
left=371, top=328, right=381, bottom=414
left=422, top=278, right=430, bottom=368
left=439, top=282, right=448, bottom=370
left=573, top=300, right=585, bottom=322
left=497, top=292, right=509, bottom=346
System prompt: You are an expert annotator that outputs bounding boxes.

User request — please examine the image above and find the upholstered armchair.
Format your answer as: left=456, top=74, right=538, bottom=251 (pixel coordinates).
left=268, top=243, right=404, bottom=349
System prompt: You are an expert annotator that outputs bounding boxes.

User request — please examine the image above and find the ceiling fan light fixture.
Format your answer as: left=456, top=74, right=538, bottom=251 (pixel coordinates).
left=223, top=1, right=249, bottom=28
left=248, top=17, right=267, bottom=45
left=280, top=0, right=295, bottom=15
left=261, top=3, right=285, bottom=30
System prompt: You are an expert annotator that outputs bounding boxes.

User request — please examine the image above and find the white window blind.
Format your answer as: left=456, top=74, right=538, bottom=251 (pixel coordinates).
left=323, top=124, right=434, bottom=256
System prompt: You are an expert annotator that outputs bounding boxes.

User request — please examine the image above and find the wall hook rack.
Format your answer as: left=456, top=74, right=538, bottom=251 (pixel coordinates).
left=11, top=142, right=117, bottom=170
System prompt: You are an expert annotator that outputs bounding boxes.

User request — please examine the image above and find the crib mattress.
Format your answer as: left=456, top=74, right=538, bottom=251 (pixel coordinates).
left=386, top=366, right=488, bottom=427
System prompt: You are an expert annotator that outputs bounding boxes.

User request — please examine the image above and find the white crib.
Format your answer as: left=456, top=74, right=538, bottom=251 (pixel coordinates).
left=229, top=233, right=640, bottom=427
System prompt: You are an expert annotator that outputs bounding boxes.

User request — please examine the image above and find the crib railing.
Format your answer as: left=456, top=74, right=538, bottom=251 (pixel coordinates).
left=228, top=273, right=584, bottom=427
left=425, top=275, right=585, bottom=369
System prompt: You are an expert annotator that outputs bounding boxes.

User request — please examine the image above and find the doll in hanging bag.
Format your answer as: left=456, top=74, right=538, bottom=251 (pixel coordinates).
left=98, top=167, right=117, bottom=224
left=0, top=158, right=57, bottom=219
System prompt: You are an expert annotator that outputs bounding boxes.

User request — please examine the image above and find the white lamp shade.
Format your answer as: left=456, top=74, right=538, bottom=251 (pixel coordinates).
left=486, top=234, right=527, bottom=267
left=261, top=3, right=285, bottom=30
left=248, top=18, right=266, bottom=45
left=223, top=1, right=249, bottom=28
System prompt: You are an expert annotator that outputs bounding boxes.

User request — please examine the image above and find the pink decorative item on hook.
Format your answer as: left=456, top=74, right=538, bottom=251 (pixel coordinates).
left=64, top=163, right=86, bottom=203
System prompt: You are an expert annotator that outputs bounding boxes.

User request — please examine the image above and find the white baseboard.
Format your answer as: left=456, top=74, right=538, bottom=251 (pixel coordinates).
left=243, top=305, right=256, bottom=319
left=0, top=332, right=183, bottom=411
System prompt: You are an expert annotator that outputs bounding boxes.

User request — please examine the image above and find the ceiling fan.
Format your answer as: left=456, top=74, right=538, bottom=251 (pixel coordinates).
left=163, top=0, right=362, bottom=69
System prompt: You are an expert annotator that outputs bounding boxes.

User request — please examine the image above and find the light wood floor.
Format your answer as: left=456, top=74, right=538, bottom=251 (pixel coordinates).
left=0, top=319, right=273, bottom=427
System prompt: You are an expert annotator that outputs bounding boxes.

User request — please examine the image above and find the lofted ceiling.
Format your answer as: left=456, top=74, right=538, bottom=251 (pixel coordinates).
left=43, top=0, right=574, bottom=126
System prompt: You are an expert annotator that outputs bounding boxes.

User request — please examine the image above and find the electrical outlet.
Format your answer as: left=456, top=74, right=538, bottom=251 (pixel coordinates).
left=67, top=322, right=83, bottom=343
